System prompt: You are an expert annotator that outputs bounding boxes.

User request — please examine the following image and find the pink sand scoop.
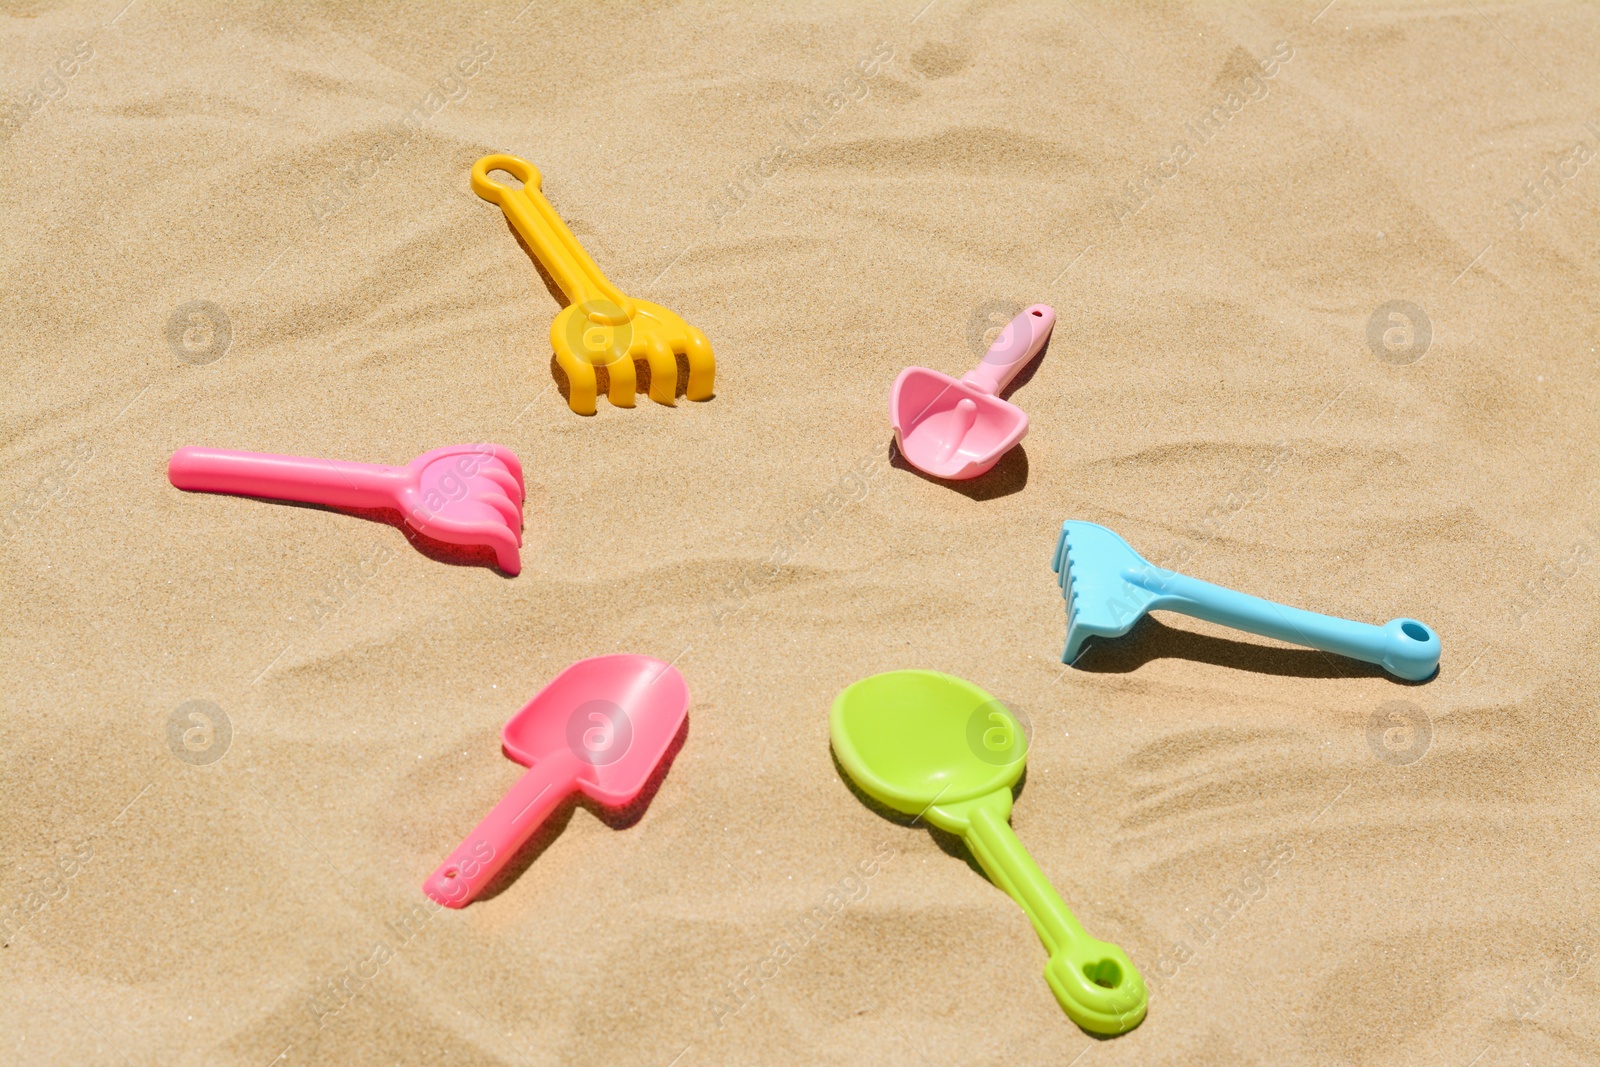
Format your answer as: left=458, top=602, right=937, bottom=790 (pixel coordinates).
left=167, top=443, right=525, bottom=575
left=891, top=304, right=1056, bottom=480
left=424, top=654, right=690, bottom=908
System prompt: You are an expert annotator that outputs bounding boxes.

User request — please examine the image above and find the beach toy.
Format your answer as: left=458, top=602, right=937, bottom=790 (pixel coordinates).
left=830, top=669, right=1147, bottom=1035
left=424, top=654, right=689, bottom=908
left=471, top=154, right=715, bottom=415
left=1053, top=520, right=1442, bottom=680
left=890, top=304, right=1055, bottom=479
left=168, top=443, right=525, bottom=575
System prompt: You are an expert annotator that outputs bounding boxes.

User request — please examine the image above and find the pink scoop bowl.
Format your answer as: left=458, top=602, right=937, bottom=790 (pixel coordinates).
left=424, top=654, right=689, bottom=908
left=891, top=304, right=1056, bottom=480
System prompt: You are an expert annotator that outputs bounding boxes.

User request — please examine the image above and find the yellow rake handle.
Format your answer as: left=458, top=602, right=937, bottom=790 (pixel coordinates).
left=471, top=154, right=634, bottom=325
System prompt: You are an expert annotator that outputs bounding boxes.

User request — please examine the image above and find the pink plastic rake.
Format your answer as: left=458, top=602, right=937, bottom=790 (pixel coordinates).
left=167, top=443, right=525, bottom=575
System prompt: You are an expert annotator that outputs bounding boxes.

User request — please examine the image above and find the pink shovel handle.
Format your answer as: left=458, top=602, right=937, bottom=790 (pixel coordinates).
left=960, top=304, right=1056, bottom=396
left=423, top=752, right=580, bottom=908
left=167, top=447, right=402, bottom=511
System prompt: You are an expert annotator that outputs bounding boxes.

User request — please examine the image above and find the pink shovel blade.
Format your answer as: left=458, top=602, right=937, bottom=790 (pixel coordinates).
left=423, top=654, right=688, bottom=907
left=891, top=369, right=1028, bottom=480
left=501, top=654, right=689, bottom=806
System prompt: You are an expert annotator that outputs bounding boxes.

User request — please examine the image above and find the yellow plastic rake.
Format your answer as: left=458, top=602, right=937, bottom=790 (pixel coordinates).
left=472, top=154, right=714, bottom=415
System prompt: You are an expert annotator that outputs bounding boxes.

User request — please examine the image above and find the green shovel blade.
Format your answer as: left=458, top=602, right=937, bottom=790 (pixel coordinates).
left=830, top=670, right=1147, bottom=1036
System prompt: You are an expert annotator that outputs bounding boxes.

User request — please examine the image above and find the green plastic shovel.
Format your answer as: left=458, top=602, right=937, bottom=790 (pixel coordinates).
left=830, top=670, right=1147, bottom=1035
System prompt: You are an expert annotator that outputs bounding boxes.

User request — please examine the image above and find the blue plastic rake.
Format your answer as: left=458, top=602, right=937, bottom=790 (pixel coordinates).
left=1051, top=521, right=1440, bottom=681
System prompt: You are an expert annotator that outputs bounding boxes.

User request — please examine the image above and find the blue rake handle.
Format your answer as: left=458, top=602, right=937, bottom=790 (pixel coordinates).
left=1126, top=565, right=1441, bottom=681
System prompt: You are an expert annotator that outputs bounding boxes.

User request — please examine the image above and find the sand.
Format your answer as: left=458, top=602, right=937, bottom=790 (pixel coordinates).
left=2, top=1, right=1598, bottom=1064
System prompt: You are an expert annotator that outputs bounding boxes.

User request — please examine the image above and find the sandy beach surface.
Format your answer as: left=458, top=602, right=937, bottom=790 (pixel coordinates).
left=3, top=1, right=1598, bottom=1064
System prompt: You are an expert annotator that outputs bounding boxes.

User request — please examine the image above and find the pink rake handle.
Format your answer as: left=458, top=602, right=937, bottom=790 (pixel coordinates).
left=167, top=447, right=404, bottom=510
left=424, top=750, right=582, bottom=908
left=961, top=304, right=1056, bottom=396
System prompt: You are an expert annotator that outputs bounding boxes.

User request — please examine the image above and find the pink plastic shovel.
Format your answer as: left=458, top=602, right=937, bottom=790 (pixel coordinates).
left=890, top=304, right=1056, bottom=480
left=167, top=443, right=525, bottom=575
left=423, top=654, right=689, bottom=908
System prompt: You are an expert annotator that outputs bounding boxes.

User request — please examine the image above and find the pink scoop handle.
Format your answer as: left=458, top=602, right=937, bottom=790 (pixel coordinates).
left=960, top=304, right=1056, bottom=396
left=167, top=447, right=401, bottom=511
left=423, top=751, right=580, bottom=908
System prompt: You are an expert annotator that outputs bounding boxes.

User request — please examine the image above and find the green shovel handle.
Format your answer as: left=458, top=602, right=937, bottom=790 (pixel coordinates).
left=965, top=803, right=1148, bottom=1034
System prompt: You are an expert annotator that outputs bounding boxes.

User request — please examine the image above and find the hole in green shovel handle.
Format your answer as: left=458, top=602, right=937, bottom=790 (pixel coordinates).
left=1401, top=620, right=1429, bottom=642
left=1083, top=958, right=1122, bottom=989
